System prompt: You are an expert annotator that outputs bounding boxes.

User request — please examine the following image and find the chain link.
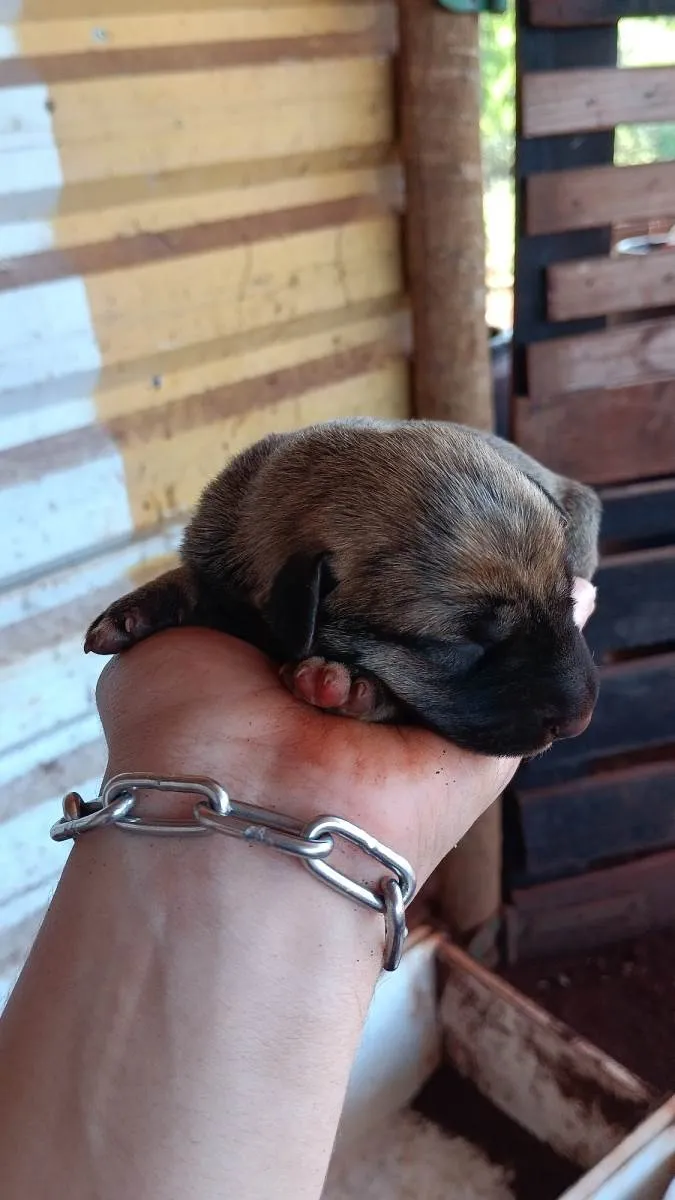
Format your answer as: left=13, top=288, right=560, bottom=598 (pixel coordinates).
left=50, top=773, right=416, bottom=972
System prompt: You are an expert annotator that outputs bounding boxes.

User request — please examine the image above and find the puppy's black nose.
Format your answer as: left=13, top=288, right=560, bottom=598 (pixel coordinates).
left=550, top=710, right=593, bottom=741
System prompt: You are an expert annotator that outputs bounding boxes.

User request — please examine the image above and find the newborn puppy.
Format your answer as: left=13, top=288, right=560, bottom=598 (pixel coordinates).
left=84, top=418, right=601, bottom=759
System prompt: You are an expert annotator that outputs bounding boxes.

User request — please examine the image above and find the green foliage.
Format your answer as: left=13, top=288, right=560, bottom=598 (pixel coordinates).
left=616, top=17, right=675, bottom=165
left=615, top=122, right=675, bottom=166
left=480, top=8, right=515, bottom=185
left=479, top=11, right=675, bottom=182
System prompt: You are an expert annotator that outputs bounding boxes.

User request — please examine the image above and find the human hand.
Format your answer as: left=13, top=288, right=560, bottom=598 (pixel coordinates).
left=96, top=578, right=595, bottom=889
left=96, top=628, right=517, bottom=890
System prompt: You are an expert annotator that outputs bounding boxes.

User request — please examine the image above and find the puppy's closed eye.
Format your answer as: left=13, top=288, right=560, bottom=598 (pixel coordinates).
left=465, top=600, right=520, bottom=646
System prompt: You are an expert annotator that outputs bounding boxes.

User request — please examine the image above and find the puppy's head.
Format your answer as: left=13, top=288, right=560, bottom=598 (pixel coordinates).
left=231, top=421, right=600, bottom=757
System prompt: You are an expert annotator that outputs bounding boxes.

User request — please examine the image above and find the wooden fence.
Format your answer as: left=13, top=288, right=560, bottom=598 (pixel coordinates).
left=506, top=0, right=675, bottom=959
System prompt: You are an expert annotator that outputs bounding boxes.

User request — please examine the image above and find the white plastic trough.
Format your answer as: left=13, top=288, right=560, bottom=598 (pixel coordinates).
left=326, top=928, right=670, bottom=1199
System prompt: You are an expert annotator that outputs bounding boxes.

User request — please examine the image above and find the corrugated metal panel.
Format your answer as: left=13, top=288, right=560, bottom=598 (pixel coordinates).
left=0, top=0, right=411, bottom=1008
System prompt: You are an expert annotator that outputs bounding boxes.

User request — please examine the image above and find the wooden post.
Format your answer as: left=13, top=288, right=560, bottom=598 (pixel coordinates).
left=397, top=0, right=494, bottom=432
left=397, top=0, right=501, bottom=956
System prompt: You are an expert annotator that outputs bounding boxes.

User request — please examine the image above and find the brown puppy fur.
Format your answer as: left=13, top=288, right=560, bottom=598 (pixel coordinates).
left=85, top=418, right=601, bottom=758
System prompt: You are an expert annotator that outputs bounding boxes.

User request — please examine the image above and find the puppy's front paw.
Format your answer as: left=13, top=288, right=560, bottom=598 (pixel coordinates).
left=84, top=567, right=199, bottom=656
left=84, top=601, right=149, bottom=655
left=279, top=657, right=380, bottom=718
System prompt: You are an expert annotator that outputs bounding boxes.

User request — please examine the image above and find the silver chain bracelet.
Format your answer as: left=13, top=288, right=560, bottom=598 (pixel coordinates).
left=50, top=773, right=417, bottom=972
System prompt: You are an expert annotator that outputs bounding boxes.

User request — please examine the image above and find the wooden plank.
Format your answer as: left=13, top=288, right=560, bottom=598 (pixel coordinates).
left=523, top=66, right=675, bottom=139
left=121, top=362, right=409, bottom=534
left=58, top=99, right=392, bottom=193
left=529, top=0, right=675, bottom=26
left=516, top=654, right=675, bottom=789
left=506, top=847, right=675, bottom=961
left=0, top=30, right=398, bottom=87
left=0, top=59, right=394, bottom=217
left=512, top=17, right=617, bottom=392
left=600, top=478, right=675, bottom=545
left=8, top=0, right=353, bottom=15
left=590, top=546, right=675, bottom=657
left=1, top=217, right=403, bottom=404
left=0, top=293, right=402, bottom=443
left=0, top=195, right=394, bottom=292
left=47, top=58, right=388, bottom=133
left=514, top=383, right=675, bottom=485
left=439, top=943, right=654, bottom=1167
left=527, top=316, right=675, bottom=397
left=92, top=307, right=410, bottom=425
left=2, top=355, right=409, bottom=578
left=0, top=142, right=396, bottom=228
left=513, top=761, right=675, bottom=884
left=527, top=162, right=675, bottom=238
left=89, top=219, right=402, bottom=370
left=0, top=301, right=409, bottom=581
left=1, top=5, right=392, bottom=58
left=5, top=159, right=402, bottom=262
left=547, top=248, right=675, bottom=322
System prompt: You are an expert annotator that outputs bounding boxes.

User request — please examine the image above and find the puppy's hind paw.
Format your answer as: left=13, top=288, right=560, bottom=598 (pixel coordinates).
left=279, top=657, right=381, bottom=719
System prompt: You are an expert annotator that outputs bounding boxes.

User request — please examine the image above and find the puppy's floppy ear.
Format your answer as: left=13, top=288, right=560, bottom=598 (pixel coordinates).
left=481, top=431, right=602, bottom=580
left=265, top=551, right=337, bottom=660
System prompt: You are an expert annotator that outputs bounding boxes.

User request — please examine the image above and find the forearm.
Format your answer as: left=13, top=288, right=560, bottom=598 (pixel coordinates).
left=0, top=806, right=382, bottom=1200
left=0, top=629, right=519, bottom=1200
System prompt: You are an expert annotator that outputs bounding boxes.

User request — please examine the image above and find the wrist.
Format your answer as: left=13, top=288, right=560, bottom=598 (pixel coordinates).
left=80, top=762, right=388, bottom=985
left=2, top=764, right=383, bottom=1200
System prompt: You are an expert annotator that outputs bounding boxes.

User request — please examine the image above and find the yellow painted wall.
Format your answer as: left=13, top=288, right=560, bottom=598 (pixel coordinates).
left=0, top=0, right=410, bottom=1004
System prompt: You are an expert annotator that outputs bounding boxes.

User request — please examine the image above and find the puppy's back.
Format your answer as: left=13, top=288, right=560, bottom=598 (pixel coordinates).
left=184, top=418, right=582, bottom=637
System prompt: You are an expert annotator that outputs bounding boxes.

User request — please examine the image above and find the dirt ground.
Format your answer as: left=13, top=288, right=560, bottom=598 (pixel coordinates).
left=503, top=926, right=675, bottom=1098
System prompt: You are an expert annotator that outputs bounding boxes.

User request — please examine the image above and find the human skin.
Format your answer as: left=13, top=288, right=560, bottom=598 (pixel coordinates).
left=0, top=585, right=594, bottom=1200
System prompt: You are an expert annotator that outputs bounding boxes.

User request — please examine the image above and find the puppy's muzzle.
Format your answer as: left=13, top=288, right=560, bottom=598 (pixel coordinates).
left=550, top=708, right=593, bottom=742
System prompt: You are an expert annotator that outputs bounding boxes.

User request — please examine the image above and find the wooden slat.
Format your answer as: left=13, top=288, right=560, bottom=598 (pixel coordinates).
left=2, top=217, right=403, bottom=404
left=523, top=66, right=675, bottom=139
left=600, top=478, right=675, bottom=545
left=514, top=383, right=675, bottom=485
left=529, top=0, right=675, bottom=26
left=512, top=19, right=617, bottom=388
left=47, top=58, right=387, bottom=134
left=517, top=654, right=675, bottom=789
left=0, top=59, right=394, bottom=222
left=0, top=195, right=395, bottom=292
left=527, top=162, right=675, bottom=237
left=590, top=546, right=675, bottom=657
left=527, top=316, right=675, bottom=397
left=92, top=305, right=410, bottom=425
left=0, top=30, right=398, bottom=87
left=506, top=847, right=675, bottom=961
left=1, top=157, right=402, bottom=261
left=0, top=4, right=393, bottom=58
left=514, top=761, right=675, bottom=885
left=2, top=354, right=409, bottom=580
left=438, top=943, right=654, bottom=1170
left=5, top=0, right=356, bottom=15
left=547, top=249, right=675, bottom=322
